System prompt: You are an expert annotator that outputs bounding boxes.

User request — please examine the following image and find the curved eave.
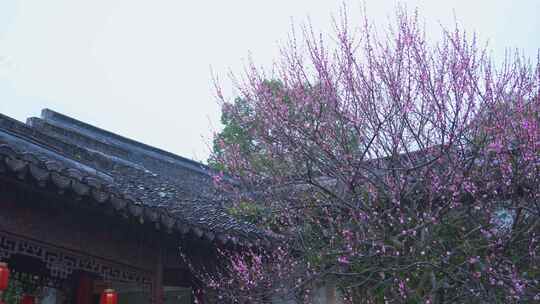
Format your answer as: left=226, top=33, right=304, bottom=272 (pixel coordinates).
left=0, top=143, right=272, bottom=248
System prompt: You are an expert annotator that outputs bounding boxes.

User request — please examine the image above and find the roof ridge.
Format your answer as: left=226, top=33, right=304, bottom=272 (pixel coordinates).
left=0, top=114, right=113, bottom=181
left=27, top=117, right=131, bottom=158
left=41, top=109, right=212, bottom=176
left=0, top=113, right=93, bottom=163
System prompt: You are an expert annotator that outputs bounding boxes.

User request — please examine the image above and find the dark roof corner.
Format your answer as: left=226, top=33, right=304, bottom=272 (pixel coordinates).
left=0, top=108, right=268, bottom=245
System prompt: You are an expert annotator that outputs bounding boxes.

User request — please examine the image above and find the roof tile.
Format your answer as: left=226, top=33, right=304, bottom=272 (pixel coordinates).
left=0, top=110, right=268, bottom=246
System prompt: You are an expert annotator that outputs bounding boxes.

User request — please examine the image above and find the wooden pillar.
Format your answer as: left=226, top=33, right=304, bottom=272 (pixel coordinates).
left=76, top=274, right=92, bottom=304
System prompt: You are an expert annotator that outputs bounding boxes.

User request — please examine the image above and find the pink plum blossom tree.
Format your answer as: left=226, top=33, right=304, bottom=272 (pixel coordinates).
left=196, top=6, right=539, bottom=303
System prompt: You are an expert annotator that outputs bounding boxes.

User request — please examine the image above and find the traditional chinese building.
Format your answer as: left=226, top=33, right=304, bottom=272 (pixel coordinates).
left=0, top=109, right=269, bottom=304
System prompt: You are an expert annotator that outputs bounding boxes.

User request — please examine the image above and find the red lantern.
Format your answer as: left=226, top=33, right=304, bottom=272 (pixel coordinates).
left=100, top=289, right=118, bottom=304
left=0, top=263, right=8, bottom=292
left=20, top=295, right=34, bottom=304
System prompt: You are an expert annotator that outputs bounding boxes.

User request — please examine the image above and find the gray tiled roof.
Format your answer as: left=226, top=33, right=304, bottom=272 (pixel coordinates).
left=0, top=109, right=270, bottom=247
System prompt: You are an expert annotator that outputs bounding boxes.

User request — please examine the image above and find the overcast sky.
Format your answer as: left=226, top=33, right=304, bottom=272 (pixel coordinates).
left=0, top=1, right=538, bottom=162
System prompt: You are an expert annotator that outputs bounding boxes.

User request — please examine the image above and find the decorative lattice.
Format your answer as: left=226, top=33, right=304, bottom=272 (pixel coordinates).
left=0, top=231, right=153, bottom=286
